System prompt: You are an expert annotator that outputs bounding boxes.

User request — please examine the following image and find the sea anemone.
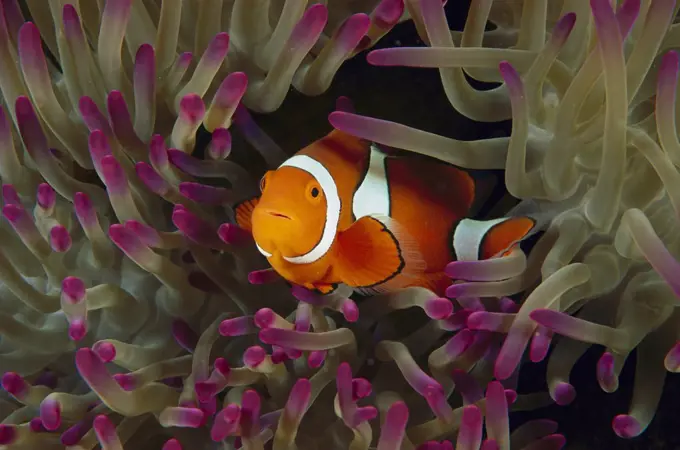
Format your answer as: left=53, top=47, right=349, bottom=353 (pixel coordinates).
left=330, top=0, right=680, bottom=443
left=0, top=0, right=564, bottom=449
left=11, top=0, right=679, bottom=447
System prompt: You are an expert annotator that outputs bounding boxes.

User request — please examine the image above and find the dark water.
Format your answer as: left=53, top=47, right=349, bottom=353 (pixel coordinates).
left=248, top=2, right=680, bottom=449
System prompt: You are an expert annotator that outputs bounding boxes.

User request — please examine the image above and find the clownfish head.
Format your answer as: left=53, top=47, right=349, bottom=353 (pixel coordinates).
left=250, top=155, right=342, bottom=284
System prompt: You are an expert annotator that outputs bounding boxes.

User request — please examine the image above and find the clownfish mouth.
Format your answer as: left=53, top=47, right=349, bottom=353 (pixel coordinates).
left=267, top=211, right=291, bottom=220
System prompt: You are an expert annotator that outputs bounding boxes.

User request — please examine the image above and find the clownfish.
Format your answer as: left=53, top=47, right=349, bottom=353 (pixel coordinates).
left=234, top=130, right=538, bottom=296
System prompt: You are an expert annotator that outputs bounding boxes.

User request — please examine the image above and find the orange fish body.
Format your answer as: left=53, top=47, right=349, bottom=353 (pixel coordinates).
left=235, top=130, right=536, bottom=296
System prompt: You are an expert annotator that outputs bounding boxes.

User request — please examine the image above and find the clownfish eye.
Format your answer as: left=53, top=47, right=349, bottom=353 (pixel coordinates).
left=305, top=182, right=323, bottom=203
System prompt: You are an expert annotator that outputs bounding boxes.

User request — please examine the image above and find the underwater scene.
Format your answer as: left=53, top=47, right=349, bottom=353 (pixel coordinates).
left=0, top=0, right=678, bottom=449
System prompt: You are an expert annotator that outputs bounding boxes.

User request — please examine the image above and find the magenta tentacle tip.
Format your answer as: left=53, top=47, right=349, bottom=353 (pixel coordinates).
left=2, top=203, right=25, bottom=224
left=39, top=398, right=61, bottom=431
left=341, top=13, right=371, bottom=38
left=149, top=134, right=169, bottom=167
left=217, top=223, right=252, bottom=245
left=0, top=425, right=17, bottom=445
left=308, top=350, right=326, bottom=368
left=69, top=319, right=87, bottom=341
left=552, top=382, right=576, bottom=406
left=29, top=417, right=45, bottom=433
left=423, top=297, right=453, bottom=320
left=539, top=434, right=567, bottom=449
left=444, top=328, right=474, bottom=359
left=254, top=308, right=276, bottom=329
left=659, top=50, right=680, bottom=87
left=385, top=399, right=409, bottom=426
left=163, top=438, right=183, bottom=450
left=223, top=71, right=248, bottom=93
left=205, top=32, right=230, bottom=59
left=351, top=378, right=372, bottom=400
left=481, top=440, right=500, bottom=450
left=498, top=61, right=524, bottom=97
left=37, top=183, right=56, bottom=209
left=1, top=372, right=26, bottom=396
left=179, top=94, right=206, bottom=124
left=553, top=12, right=577, bottom=40
left=214, top=357, right=230, bottom=377
left=101, top=155, right=128, bottom=194
left=248, top=269, right=280, bottom=285
left=171, top=319, right=198, bottom=352
left=612, top=414, right=642, bottom=438
left=50, top=225, right=72, bottom=252
left=366, top=47, right=405, bottom=67
left=529, top=326, right=553, bottom=363
left=665, top=341, right=680, bottom=371
left=135, top=42, right=155, bottom=62
left=2, top=184, right=20, bottom=205
left=258, top=328, right=278, bottom=346
left=62, top=3, right=80, bottom=27
left=60, top=420, right=93, bottom=446
left=341, top=298, right=360, bottom=322
left=243, top=346, right=267, bottom=367
left=194, top=381, right=217, bottom=402
left=375, top=0, right=405, bottom=28
left=18, top=21, right=42, bottom=55
left=287, top=377, right=312, bottom=412
left=302, top=3, right=329, bottom=27
left=91, top=341, right=116, bottom=363
left=219, top=316, right=254, bottom=337
left=113, top=373, right=136, bottom=391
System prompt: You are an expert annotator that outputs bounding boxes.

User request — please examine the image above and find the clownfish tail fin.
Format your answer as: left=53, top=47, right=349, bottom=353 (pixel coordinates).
left=453, top=216, right=540, bottom=261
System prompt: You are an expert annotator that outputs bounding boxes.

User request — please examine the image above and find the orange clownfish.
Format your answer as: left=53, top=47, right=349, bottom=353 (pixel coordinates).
left=234, top=130, right=538, bottom=296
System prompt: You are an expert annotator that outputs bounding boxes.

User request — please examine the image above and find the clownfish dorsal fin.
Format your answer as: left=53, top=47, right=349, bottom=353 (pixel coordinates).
left=334, top=215, right=425, bottom=293
left=325, top=129, right=368, bottom=151
left=234, top=197, right=260, bottom=232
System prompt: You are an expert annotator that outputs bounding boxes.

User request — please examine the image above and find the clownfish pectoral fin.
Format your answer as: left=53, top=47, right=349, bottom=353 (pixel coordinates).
left=335, top=215, right=425, bottom=293
left=234, top=197, right=260, bottom=232
left=454, top=216, right=538, bottom=261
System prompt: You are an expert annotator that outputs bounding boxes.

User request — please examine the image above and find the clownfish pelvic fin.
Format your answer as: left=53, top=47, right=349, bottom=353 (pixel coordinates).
left=311, top=283, right=339, bottom=295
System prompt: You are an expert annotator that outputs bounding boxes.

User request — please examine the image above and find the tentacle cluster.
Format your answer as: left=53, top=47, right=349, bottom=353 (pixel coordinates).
left=329, top=0, right=680, bottom=441
left=0, top=1, right=566, bottom=450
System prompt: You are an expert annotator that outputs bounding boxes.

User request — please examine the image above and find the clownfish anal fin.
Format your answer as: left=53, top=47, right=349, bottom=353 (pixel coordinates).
left=335, top=215, right=425, bottom=292
left=234, top=197, right=260, bottom=232
left=481, top=216, right=537, bottom=259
